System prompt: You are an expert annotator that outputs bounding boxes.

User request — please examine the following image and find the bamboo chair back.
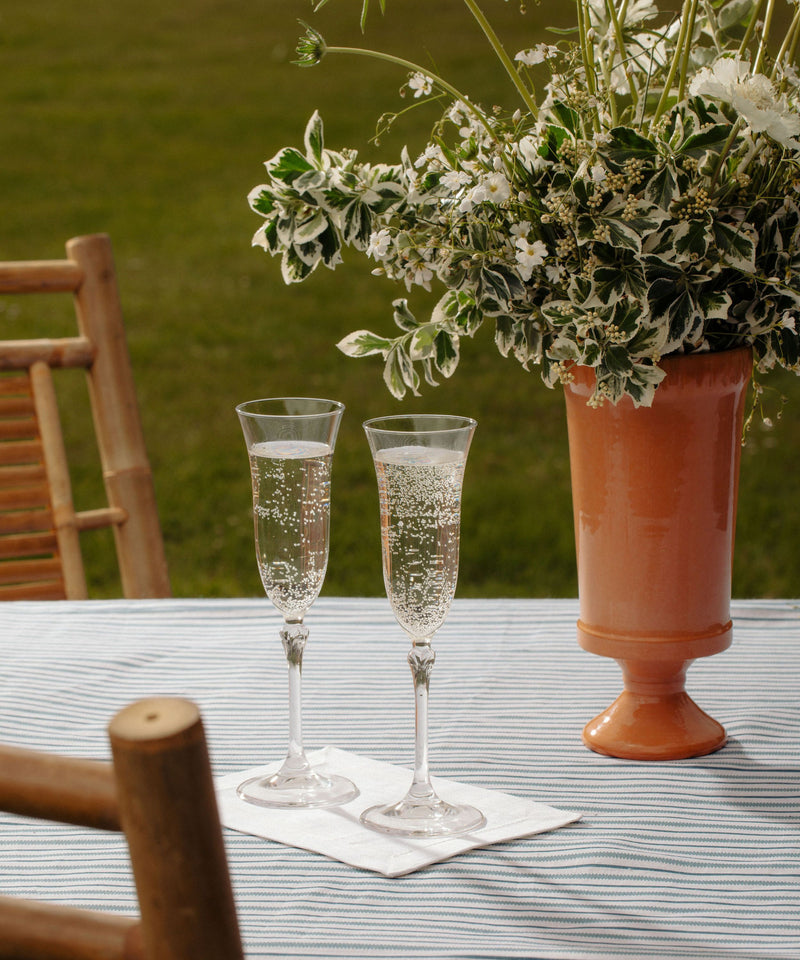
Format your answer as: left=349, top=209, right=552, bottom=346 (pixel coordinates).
left=0, top=234, right=169, bottom=598
left=0, top=697, right=245, bottom=960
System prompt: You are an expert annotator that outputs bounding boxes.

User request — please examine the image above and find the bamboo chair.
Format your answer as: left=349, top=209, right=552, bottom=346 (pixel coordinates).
left=0, top=234, right=170, bottom=599
left=0, top=697, right=244, bottom=960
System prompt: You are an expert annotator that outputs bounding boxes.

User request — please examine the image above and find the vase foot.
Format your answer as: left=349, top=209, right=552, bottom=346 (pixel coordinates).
left=582, top=689, right=726, bottom=761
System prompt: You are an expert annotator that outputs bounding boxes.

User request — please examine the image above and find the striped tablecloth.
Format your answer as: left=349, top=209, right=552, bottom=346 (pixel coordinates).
left=1, top=597, right=798, bottom=959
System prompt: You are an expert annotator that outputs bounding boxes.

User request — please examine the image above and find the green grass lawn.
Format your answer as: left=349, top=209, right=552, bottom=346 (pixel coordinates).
left=3, top=0, right=800, bottom=599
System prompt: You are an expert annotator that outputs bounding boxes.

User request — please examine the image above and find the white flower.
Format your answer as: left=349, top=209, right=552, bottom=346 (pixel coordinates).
left=689, top=57, right=800, bottom=150
left=515, top=44, right=558, bottom=66
left=780, top=312, right=797, bottom=332
left=415, top=144, right=444, bottom=169
left=440, top=169, right=471, bottom=191
left=510, top=221, right=532, bottom=238
left=367, top=229, right=392, bottom=261
left=408, top=72, right=433, bottom=98
left=515, top=237, right=548, bottom=281
left=472, top=172, right=511, bottom=205
left=590, top=164, right=607, bottom=182
left=406, top=264, right=434, bottom=290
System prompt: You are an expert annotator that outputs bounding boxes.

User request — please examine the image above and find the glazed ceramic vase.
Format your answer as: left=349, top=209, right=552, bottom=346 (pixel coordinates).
left=563, top=346, right=752, bottom=761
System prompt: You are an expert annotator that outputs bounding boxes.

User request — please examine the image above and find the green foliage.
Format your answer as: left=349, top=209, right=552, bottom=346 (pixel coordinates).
left=250, top=0, right=800, bottom=409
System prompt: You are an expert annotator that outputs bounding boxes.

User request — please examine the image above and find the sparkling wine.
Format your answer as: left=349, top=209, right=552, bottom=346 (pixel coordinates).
left=250, top=439, right=332, bottom=620
left=375, top=444, right=466, bottom=639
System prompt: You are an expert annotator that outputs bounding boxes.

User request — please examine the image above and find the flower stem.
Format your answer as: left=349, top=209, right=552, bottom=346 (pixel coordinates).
left=605, top=0, right=639, bottom=108
left=575, top=0, right=600, bottom=131
left=772, top=8, right=800, bottom=85
left=753, top=0, right=776, bottom=74
left=737, top=0, right=765, bottom=59
left=324, top=44, right=496, bottom=137
left=461, top=0, right=539, bottom=118
left=677, top=0, right=700, bottom=101
left=653, top=0, right=692, bottom=124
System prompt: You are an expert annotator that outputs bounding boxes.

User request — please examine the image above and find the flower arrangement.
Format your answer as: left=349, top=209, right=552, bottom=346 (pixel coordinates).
left=249, top=0, right=800, bottom=406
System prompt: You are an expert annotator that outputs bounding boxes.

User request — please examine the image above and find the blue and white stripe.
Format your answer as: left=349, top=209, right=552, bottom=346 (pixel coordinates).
left=0, top=598, right=798, bottom=958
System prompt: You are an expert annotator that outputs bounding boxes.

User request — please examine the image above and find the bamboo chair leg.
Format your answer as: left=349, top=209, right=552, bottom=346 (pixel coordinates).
left=108, top=699, right=244, bottom=960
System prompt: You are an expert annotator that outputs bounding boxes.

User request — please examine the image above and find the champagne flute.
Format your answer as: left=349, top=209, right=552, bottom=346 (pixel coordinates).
left=235, top=397, right=358, bottom=808
left=361, top=414, right=485, bottom=837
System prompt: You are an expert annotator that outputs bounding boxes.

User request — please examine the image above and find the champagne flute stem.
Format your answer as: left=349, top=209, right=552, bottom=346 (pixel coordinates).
left=408, top=642, right=437, bottom=801
left=281, top=622, right=311, bottom=774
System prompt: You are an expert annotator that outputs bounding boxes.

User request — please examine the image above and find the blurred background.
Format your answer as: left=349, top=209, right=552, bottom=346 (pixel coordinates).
left=3, top=0, right=799, bottom=599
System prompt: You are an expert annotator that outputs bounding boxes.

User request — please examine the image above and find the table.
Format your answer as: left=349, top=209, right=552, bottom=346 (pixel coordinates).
left=1, top=597, right=798, bottom=959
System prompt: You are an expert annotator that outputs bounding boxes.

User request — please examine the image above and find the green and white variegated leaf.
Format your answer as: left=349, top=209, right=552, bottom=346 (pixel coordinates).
left=275, top=214, right=298, bottom=248
left=625, top=360, right=667, bottom=407
left=540, top=300, right=575, bottom=327
left=603, top=343, right=633, bottom=374
left=678, top=124, right=735, bottom=159
left=673, top=218, right=712, bottom=260
left=626, top=320, right=669, bottom=356
left=511, top=315, right=544, bottom=366
left=609, top=298, right=645, bottom=338
left=252, top=220, right=277, bottom=253
left=280, top=246, right=316, bottom=284
left=623, top=204, right=669, bottom=239
left=697, top=287, right=732, bottom=321
left=434, top=330, right=460, bottom=377
left=580, top=338, right=601, bottom=366
left=382, top=348, right=408, bottom=399
left=645, top=165, right=680, bottom=210
left=248, top=188, right=276, bottom=218
left=595, top=371, right=627, bottom=404
left=337, top=329, right=393, bottom=358
left=713, top=220, right=756, bottom=273
left=548, top=331, right=582, bottom=363
left=267, top=148, right=315, bottom=185
left=647, top=265, right=710, bottom=349
left=431, top=290, right=483, bottom=336
left=409, top=324, right=437, bottom=359
left=304, top=110, right=325, bottom=167
left=594, top=263, right=647, bottom=304
left=342, top=202, right=374, bottom=249
left=318, top=226, right=343, bottom=268
left=604, top=127, right=658, bottom=165
left=293, top=169, right=328, bottom=195
left=392, top=299, right=420, bottom=332
left=494, top=316, right=518, bottom=357
left=292, top=238, right=324, bottom=268
left=292, top=210, right=330, bottom=245
left=577, top=215, right=642, bottom=253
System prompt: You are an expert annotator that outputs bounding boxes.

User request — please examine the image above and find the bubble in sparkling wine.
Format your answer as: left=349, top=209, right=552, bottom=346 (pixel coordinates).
left=375, top=445, right=466, bottom=639
left=250, top=439, right=332, bottom=619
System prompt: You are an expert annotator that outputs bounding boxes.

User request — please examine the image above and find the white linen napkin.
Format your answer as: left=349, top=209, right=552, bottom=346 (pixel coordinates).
left=216, top=747, right=581, bottom=877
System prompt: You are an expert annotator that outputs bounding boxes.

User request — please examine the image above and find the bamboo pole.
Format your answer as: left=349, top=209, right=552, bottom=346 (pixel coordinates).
left=0, top=744, right=119, bottom=830
left=0, top=338, right=95, bottom=370
left=29, top=360, right=88, bottom=599
left=67, top=235, right=170, bottom=598
left=0, top=260, right=82, bottom=294
left=0, top=896, right=141, bottom=960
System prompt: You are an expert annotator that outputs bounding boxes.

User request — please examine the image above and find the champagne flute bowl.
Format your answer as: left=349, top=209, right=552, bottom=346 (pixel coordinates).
left=361, top=414, right=485, bottom=838
left=235, top=397, right=358, bottom=808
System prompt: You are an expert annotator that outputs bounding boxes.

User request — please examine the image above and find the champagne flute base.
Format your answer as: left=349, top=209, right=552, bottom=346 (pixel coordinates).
left=360, top=795, right=486, bottom=838
left=237, top=769, right=359, bottom=809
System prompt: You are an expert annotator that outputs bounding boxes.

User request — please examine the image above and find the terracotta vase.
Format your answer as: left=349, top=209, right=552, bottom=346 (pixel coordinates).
left=563, top=346, right=752, bottom=761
